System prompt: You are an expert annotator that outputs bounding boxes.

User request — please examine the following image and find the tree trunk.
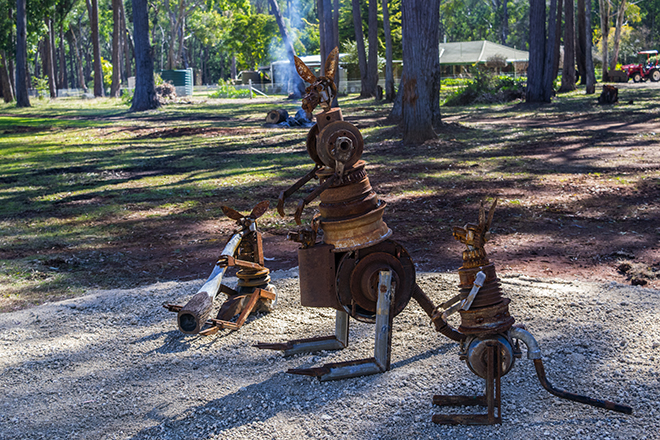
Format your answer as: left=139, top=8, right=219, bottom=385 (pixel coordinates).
left=558, top=0, right=576, bottom=93
left=609, top=0, right=627, bottom=72
left=397, top=0, right=440, bottom=145
left=318, top=0, right=338, bottom=106
left=319, top=0, right=334, bottom=69
left=382, top=0, right=395, bottom=102
left=366, top=0, right=379, bottom=98
left=542, top=0, right=558, bottom=102
left=88, top=0, right=105, bottom=96
left=0, top=51, right=14, bottom=102
left=268, top=0, right=304, bottom=98
left=45, top=19, right=57, bottom=98
left=552, top=0, right=563, bottom=80
left=130, top=0, right=160, bottom=111
left=351, top=0, right=369, bottom=98
left=576, top=0, right=586, bottom=85
left=67, top=29, right=88, bottom=91
left=15, top=0, right=30, bottom=107
left=585, top=0, right=597, bottom=94
left=59, top=24, right=68, bottom=89
left=526, top=0, right=546, bottom=102
left=318, top=0, right=325, bottom=63
left=333, top=0, right=339, bottom=98
left=120, top=0, right=132, bottom=78
left=111, top=0, right=122, bottom=97
left=333, top=0, right=339, bottom=50
left=501, top=0, right=509, bottom=44
left=599, top=0, right=609, bottom=81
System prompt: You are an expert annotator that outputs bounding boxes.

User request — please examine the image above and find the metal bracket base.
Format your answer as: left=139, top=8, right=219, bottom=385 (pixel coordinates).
left=432, top=341, right=502, bottom=425
left=280, top=270, right=394, bottom=381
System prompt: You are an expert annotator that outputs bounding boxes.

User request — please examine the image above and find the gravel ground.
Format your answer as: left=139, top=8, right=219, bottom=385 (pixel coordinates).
left=1, top=270, right=658, bottom=440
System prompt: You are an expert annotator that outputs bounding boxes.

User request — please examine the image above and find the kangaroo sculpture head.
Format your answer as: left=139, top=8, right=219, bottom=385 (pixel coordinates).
left=294, top=47, right=339, bottom=116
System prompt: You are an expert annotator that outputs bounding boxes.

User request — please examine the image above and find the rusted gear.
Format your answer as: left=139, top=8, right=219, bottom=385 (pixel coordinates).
left=305, top=124, right=323, bottom=166
left=317, top=121, right=364, bottom=169
left=335, top=240, right=415, bottom=322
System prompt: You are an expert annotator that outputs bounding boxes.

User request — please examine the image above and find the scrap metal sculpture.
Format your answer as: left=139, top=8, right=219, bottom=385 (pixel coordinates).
left=255, top=48, right=440, bottom=380
left=430, top=199, right=632, bottom=424
left=165, top=201, right=276, bottom=336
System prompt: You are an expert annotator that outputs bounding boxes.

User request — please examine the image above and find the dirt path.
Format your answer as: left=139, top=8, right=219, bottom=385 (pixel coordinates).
left=1, top=271, right=657, bottom=440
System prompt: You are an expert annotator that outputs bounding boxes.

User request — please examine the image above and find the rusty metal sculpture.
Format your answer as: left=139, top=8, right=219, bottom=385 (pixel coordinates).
left=430, top=199, right=632, bottom=424
left=256, top=48, right=439, bottom=380
left=165, top=201, right=276, bottom=336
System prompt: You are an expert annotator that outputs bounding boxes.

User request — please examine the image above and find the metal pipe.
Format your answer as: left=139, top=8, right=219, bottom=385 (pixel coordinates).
left=177, top=230, right=246, bottom=334
left=432, top=312, right=467, bottom=342
left=374, top=270, right=393, bottom=370
left=533, top=358, right=633, bottom=415
left=508, top=327, right=542, bottom=360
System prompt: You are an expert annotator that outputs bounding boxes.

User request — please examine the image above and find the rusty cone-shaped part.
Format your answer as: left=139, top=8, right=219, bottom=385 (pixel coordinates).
left=311, top=114, right=390, bottom=252
left=321, top=203, right=391, bottom=252
left=456, top=263, right=514, bottom=335
left=452, top=199, right=514, bottom=335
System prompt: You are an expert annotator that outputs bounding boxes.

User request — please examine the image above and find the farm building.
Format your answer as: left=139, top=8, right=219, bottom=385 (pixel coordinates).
left=439, top=40, right=529, bottom=77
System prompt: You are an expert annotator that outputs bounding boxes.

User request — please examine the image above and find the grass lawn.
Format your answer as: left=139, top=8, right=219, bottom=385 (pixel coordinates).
left=1, top=85, right=658, bottom=311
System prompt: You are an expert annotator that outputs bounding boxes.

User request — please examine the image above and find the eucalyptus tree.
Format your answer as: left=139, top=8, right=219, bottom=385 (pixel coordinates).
left=350, top=0, right=368, bottom=97
left=382, top=0, right=394, bottom=101
left=558, top=0, right=576, bottom=92
left=87, top=0, right=104, bottom=96
left=391, top=0, right=441, bottom=145
left=527, top=0, right=558, bottom=102
left=16, top=0, right=30, bottom=107
left=0, top=0, right=14, bottom=102
left=130, top=0, right=158, bottom=111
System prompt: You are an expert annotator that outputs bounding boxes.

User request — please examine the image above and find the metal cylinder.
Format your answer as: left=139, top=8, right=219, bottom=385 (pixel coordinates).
left=466, top=335, right=515, bottom=379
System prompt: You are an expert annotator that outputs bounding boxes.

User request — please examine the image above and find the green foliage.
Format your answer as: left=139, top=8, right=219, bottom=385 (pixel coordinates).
left=120, top=88, right=134, bottom=106
left=209, top=78, right=250, bottom=98
left=440, top=0, right=530, bottom=50
left=225, top=13, right=278, bottom=70
left=441, top=78, right=472, bottom=88
left=101, top=57, right=112, bottom=90
left=443, top=71, right=525, bottom=106
left=32, top=76, right=50, bottom=99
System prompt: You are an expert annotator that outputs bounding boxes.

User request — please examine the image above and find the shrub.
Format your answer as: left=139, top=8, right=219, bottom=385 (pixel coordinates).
left=209, top=79, right=251, bottom=98
left=443, top=71, right=525, bottom=106
left=33, top=76, right=50, bottom=99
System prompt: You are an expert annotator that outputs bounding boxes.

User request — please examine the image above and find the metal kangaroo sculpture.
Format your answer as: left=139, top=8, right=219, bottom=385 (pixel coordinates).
left=255, top=48, right=632, bottom=423
left=166, top=201, right=276, bottom=336
left=257, top=47, right=442, bottom=381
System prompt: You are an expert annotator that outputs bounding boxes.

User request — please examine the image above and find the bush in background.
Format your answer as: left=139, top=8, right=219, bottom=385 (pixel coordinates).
left=443, top=70, right=525, bottom=106
left=209, top=79, right=251, bottom=98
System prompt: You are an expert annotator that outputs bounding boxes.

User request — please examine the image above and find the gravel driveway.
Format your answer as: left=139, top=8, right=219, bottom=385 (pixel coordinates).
left=1, top=270, right=657, bottom=440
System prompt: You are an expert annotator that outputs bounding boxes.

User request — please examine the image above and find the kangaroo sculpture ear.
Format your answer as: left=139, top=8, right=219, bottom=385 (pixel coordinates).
left=221, top=205, right=244, bottom=221
left=249, top=200, right=270, bottom=220
left=325, top=47, right=339, bottom=81
left=295, top=55, right=317, bottom=84
left=484, top=198, right=498, bottom=231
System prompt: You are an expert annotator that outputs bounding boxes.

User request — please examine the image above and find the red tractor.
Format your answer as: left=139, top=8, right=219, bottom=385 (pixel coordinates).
left=623, top=50, right=660, bottom=82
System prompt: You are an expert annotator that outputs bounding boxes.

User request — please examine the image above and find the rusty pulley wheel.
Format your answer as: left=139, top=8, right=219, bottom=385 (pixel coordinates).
left=335, top=239, right=415, bottom=323
left=305, top=124, right=324, bottom=166
left=317, top=121, right=364, bottom=169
